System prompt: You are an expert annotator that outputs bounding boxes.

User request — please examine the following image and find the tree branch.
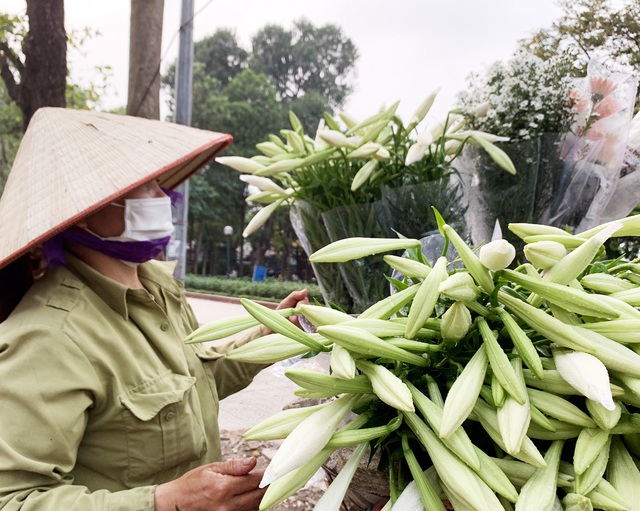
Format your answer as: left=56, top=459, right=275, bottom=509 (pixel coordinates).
left=0, top=41, right=23, bottom=102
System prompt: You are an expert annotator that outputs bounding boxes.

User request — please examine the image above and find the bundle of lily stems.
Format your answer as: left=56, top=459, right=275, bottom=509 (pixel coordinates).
left=186, top=210, right=640, bottom=511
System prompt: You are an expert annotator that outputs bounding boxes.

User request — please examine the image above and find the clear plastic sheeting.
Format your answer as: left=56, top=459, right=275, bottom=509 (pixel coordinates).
left=458, top=133, right=565, bottom=248
left=459, top=60, right=640, bottom=247
left=546, top=60, right=638, bottom=232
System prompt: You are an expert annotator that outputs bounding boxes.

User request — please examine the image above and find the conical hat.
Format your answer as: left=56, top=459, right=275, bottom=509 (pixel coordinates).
left=0, top=107, right=232, bottom=269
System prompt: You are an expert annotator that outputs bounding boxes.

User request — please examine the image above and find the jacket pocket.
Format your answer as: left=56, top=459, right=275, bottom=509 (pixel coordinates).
left=120, top=370, right=207, bottom=482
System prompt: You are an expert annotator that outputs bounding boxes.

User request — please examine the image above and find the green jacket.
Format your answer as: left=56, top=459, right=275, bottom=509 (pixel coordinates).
left=0, top=254, right=264, bottom=510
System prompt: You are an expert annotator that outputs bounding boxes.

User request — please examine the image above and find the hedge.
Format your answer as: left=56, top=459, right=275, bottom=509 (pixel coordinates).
left=185, top=275, right=324, bottom=303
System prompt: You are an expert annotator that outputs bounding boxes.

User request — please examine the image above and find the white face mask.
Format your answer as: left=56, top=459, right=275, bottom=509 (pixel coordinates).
left=104, top=196, right=175, bottom=242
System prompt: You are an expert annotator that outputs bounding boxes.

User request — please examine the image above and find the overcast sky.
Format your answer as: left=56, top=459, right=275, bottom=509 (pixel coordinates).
left=5, top=0, right=564, bottom=123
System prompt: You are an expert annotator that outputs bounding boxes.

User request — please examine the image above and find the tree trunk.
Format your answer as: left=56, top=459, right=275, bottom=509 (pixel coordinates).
left=127, top=0, right=164, bottom=119
left=18, top=0, right=67, bottom=127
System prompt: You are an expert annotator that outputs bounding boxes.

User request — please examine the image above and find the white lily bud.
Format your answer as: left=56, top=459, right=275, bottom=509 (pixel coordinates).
left=440, top=302, right=472, bottom=343
left=374, top=146, right=391, bottom=160
left=313, top=443, right=368, bottom=511
left=242, top=200, right=283, bottom=237
left=408, top=87, right=441, bottom=127
left=338, top=111, right=359, bottom=130
left=329, top=344, right=356, bottom=380
left=473, top=101, right=491, bottom=118
left=553, top=348, right=616, bottom=411
left=317, top=129, right=356, bottom=148
left=314, top=120, right=329, bottom=150
left=260, top=394, right=358, bottom=487
left=257, top=158, right=304, bottom=176
left=356, top=360, right=414, bottom=412
left=286, top=130, right=306, bottom=153
left=346, top=142, right=381, bottom=159
left=405, top=143, right=426, bottom=165
left=216, top=156, right=265, bottom=174
left=350, top=160, right=379, bottom=191
left=389, top=480, right=423, bottom=511
left=444, top=139, right=462, bottom=155
left=239, top=175, right=288, bottom=197
left=455, top=130, right=510, bottom=143
left=439, top=272, right=481, bottom=302
left=523, top=241, right=567, bottom=270
left=479, top=239, right=516, bottom=271
left=256, top=141, right=287, bottom=157
left=417, top=129, right=435, bottom=147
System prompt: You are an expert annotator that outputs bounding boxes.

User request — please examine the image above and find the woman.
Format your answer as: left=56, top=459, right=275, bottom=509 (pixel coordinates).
left=0, top=108, right=308, bottom=510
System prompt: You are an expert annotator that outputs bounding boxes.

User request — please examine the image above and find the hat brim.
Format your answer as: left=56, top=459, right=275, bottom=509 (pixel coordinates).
left=0, top=108, right=233, bottom=269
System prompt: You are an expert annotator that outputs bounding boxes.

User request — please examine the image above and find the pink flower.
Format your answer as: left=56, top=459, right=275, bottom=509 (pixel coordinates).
left=590, top=76, right=618, bottom=97
left=593, top=95, right=621, bottom=120
left=568, top=89, right=590, bottom=113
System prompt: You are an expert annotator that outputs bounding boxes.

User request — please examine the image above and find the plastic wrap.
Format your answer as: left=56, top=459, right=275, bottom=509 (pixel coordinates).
left=543, top=60, right=638, bottom=231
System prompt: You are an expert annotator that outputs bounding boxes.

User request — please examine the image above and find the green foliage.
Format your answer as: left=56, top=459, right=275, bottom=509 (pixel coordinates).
left=163, top=20, right=358, bottom=274
left=184, top=66, right=287, bottom=272
left=249, top=18, right=358, bottom=111
left=0, top=10, right=114, bottom=189
left=523, top=0, right=640, bottom=78
left=0, top=82, right=21, bottom=194
left=194, top=28, right=248, bottom=86
left=185, top=274, right=322, bottom=303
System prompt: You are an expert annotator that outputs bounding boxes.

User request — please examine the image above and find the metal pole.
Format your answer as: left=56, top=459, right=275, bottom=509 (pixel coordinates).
left=223, top=225, right=233, bottom=277
left=226, top=237, right=231, bottom=277
left=170, top=0, right=194, bottom=282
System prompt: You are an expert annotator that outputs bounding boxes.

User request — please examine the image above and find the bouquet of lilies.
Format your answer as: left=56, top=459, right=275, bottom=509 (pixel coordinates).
left=216, top=89, right=515, bottom=239
left=186, top=210, right=640, bottom=510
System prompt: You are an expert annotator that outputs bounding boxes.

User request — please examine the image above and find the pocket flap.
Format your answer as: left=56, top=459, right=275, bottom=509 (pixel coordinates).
left=120, top=370, right=196, bottom=421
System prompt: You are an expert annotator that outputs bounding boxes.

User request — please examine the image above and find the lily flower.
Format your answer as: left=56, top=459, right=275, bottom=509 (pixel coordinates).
left=553, top=348, right=616, bottom=411
left=259, top=393, right=359, bottom=487
left=346, top=142, right=382, bottom=159
left=239, top=175, right=289, bottom=197
left=407, top=87, right=441, bottom=128
left=242, top=199, right=284, bottom=237
left=216, top=156, right=265, bottom=174
left=404, top=142, right=427, bottom=166
left=478, top=239, right=516, bottom=271
left=256, top=141, right=287, bottom=157
left=440, top=302, right=472, bottom=343
left=350, top=160, right=379, bottom=191
left=439, top=272, right=481, bottom=302
left=313, top=443, right=369, bottom=511
left=523, top=240, right=567, bottom=269
left=317, top=129, right=357, bottom=148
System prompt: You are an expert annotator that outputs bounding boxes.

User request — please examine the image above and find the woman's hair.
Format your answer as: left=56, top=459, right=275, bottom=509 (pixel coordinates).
left=0, top=250, right=45, bottom=322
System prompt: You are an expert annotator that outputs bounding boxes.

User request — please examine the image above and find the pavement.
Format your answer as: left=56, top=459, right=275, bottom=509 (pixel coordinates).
left=186, top=292, right=322, bottom=432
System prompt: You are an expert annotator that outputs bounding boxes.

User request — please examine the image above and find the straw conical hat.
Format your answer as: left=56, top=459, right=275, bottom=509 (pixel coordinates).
left=0, top=107, right=232, bottom=269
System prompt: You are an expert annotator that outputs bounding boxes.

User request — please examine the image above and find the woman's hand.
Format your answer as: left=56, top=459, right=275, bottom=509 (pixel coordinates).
left=260, top=289, right=310, bottom=336
left=275, top=288, right=309, bottom=329
left=154, top=457, right=266, bottom=511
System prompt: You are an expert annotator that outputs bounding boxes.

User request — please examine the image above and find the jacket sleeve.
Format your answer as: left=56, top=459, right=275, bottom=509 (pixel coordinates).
left=0, top=326, right=156, bottom=511
left=195, top=326, right=270, bottom=400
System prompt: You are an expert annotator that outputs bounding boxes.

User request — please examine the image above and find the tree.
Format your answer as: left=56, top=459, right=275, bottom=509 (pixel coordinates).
left=523, top=0, right=640, bottom=77
left=127, top=0, right=164, bottom=119
left=0, top=81, right=21, bottom=190
left=0, top=1, right=66, bottom=129
left=184, top=66, right=286, bottom=275
left=194, top=28, right=248, bottom=87
left=250, top=18, right=358, bottom=112
left=162, top=20, right=359, bottom=275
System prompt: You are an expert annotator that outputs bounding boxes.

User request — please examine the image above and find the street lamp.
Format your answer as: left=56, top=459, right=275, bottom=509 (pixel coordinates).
left=223, top=225, right=233, bottom=277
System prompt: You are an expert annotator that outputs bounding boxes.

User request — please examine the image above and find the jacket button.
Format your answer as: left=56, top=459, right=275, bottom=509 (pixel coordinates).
left=160, top=322, right=169, bottom=331
left=165, top=411, right=176, bottom=422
